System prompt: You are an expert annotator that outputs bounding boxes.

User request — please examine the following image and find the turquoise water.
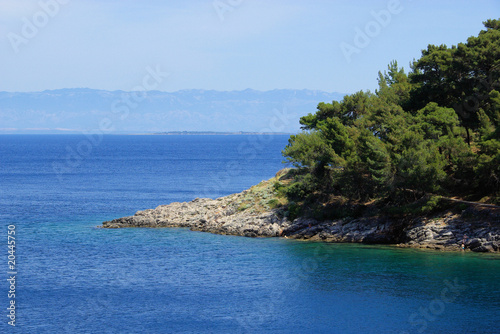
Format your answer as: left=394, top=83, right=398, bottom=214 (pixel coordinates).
left=1, top=135, right=499, bottom=333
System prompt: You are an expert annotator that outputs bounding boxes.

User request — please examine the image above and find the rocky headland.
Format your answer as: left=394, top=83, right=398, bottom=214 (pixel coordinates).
left=103, top=170, right=500, bottom=253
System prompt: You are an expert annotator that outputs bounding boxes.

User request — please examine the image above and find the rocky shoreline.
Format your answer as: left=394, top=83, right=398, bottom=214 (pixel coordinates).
left=102, top=174, right=500, bottom=253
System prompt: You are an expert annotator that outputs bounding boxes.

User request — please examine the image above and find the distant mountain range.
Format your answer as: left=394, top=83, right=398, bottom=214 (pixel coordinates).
left=0, top=88, right=345, bottom=134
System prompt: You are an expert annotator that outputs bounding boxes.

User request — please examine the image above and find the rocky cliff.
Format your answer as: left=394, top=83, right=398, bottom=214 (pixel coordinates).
left=102, top=172, right=500, bottom=253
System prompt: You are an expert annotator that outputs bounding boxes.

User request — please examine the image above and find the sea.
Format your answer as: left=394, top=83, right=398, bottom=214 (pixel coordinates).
left=1, top=134, right=499, bottom=334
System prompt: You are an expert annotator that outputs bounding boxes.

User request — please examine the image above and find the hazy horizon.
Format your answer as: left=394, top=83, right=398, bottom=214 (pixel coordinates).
left=2, top=0, right=498, bottom=94
left=2, top=1, right=499, bottom=133
left=0, top=88, right=344, bottom=133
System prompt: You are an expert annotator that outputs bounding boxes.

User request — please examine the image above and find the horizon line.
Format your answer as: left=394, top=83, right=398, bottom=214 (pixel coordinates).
left=0, top=87, right=347, bottom=94
left=0, top=130, right=296, bottom=135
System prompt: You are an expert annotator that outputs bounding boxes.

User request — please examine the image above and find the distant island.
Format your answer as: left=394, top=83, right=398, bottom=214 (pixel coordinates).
left=0, top=88, right=344, bottom=134
left=150, top=131, right=292, bottom=135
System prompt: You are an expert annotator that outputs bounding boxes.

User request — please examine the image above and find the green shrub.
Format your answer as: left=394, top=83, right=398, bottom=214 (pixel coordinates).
left=267, top=199, right=280, bottom=209
left=420, top=195, right=442, bottom=213
left=287, top=202, right=302, bottom=221
left=238, top=203, right=251, bottom=211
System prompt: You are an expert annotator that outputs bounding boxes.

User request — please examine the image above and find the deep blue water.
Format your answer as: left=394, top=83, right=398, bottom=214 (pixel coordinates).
left=1, top=135, right=499, bottom=334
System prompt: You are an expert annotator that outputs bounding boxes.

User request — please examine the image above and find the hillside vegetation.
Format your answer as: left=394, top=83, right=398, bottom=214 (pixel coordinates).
left=280, top=19, right=500, bottom=219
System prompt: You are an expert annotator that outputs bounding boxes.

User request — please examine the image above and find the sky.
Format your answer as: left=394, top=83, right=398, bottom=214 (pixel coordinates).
left=1, top=0, right=499, bottom=94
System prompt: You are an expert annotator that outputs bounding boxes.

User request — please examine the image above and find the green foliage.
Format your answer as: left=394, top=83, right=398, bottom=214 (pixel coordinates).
left=396, top=141, right=447, bottom=193
left=475, top=139, right=500, bottom=192
left=414, top=103, right=459, bottom=140
left=383, top=195, right=446, bottom=216
left=267, top=199, right=281, bottom=209
left=409, top=19, right=500, bottom=137
left=376, top=60, right=412, bottom=107
left=238, top=203, right=251, bottom=211
left=316, top=117, right=355, bottom=159
left=280, top=19, right=500, bottom=212
left=287, top=203, right=302, bottom=220
left=285, top=202, right=302, bottom=221
left=282, top=131, right=340, bottom=171
left=283, top=173, right=320, bottom=201
left=273, top=180, right=286, bottom=194
left=358, top=131, right=393, bottom=193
